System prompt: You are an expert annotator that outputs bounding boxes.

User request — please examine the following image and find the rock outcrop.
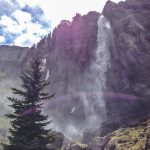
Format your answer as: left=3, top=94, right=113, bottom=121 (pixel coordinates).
left=67, top=118, right=150, bottom=150
left=104, top=118, right=150, bottom=150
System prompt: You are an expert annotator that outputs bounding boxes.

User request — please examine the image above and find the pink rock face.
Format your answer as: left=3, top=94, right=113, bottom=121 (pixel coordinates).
left=37, top=11, right=100, bottom=70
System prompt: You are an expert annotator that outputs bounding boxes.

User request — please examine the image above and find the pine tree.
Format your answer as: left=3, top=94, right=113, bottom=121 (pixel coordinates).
left=5, top=55, right=54, bottom=150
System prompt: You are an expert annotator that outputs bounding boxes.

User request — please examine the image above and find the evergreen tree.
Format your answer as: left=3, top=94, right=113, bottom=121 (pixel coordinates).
left=5, top=55, right=54, bottom=150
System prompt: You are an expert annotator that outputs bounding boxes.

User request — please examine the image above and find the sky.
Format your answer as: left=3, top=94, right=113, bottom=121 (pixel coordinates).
left=0, top=0, right=124, bottom=47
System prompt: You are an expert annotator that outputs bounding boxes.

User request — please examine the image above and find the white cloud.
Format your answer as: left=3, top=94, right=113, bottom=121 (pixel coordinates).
left=18, top=0, right=40, bottom=7
left=26, top=22, right=47, bottom=35
left=13, top=10, right=32, bottom=24
left=0, top=12, right=48, bottom=46
left=13, top=21, right=48, bottom=46
left=14, top=32, right=41, bottom=47
left=0, top=35, right=5, bottom=43
left=0, top=15, right=14, bottom=26
left=0, top=15, right=28, bottom=34
left=0, top=15, right=20, bottom=34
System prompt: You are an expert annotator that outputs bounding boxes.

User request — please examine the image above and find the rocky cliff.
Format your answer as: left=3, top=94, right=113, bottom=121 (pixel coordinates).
left=0, top=45, right=29, bottom=78
left=0, top=45, right=29, bottom=117
left=103, top=0, right=150, bottom=94
left=34, top=0, right=150, bottom=138
left=102, top=0, right=150, bottom=132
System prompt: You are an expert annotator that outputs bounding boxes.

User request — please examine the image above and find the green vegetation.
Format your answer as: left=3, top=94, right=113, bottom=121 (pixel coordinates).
left=105, top=120, right=150, bottom=150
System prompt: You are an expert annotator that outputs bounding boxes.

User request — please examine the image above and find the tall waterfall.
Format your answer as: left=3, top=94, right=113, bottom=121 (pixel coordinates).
left=46, top=15, right=114, bottom=140
left=81, top=15, right=112, bottom=129
left=93, top=15, right=111, bottom=90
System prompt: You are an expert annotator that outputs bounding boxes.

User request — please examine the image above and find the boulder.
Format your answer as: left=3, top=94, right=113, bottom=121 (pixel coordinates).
left=88, top=135, right=111, bottom=150
left=70, top=143, right=89, bottom=150
left=82, top=129, right=99, bottom=145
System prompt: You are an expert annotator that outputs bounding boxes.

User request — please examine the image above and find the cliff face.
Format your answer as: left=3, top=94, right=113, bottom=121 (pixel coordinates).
left=30, top=11, right=101, bottom=101
left=35, top=0, right=150, bottom=138
left=33, top=0, right=150, bottom=97
left=0, top=45, right=29, bottom=78
left=101, top=0, right=150, bottom=132
left=103, top=0, right=150, bottom=95
left=37, top=11, right=99, bottom=69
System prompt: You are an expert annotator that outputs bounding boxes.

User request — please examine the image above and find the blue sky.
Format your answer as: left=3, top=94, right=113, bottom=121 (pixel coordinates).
left=0, top=0, right=124, bottom=47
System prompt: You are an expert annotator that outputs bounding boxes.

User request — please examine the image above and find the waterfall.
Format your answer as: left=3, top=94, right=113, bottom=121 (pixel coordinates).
left=47, top=15, right=114, bottom=140
left=81, top=15, right=112, bottom=128
left=68, top=15, right=113, bottom=139
left=93, top=15, right=111, bottom=90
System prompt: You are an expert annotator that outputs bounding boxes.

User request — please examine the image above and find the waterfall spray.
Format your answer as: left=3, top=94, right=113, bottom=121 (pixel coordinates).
left=47, top=15, right=114, bottom=140
left=81, top=15, right=112, bottom=128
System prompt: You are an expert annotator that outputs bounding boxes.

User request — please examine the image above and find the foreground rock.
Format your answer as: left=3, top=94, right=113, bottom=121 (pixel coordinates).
left=80, top=119, right=150, bottom=150
left=88, top=135, right=111, bottom=150
left=105, top=119, right=150, bottom=150
left=63, top=142, right=89, bottom=150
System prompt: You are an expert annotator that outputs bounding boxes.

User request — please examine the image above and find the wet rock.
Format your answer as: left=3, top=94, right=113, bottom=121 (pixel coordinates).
left=100, top=122, right=120, bottom=136
left=47, top=131, right=64, bottom=149
left=70, top=143, right=89, bottom=150
left=88, top=135, right=111, bottom=150
left=82, top=129, right=99, bottom=145
left=64, top=143, right=89, bottom=150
